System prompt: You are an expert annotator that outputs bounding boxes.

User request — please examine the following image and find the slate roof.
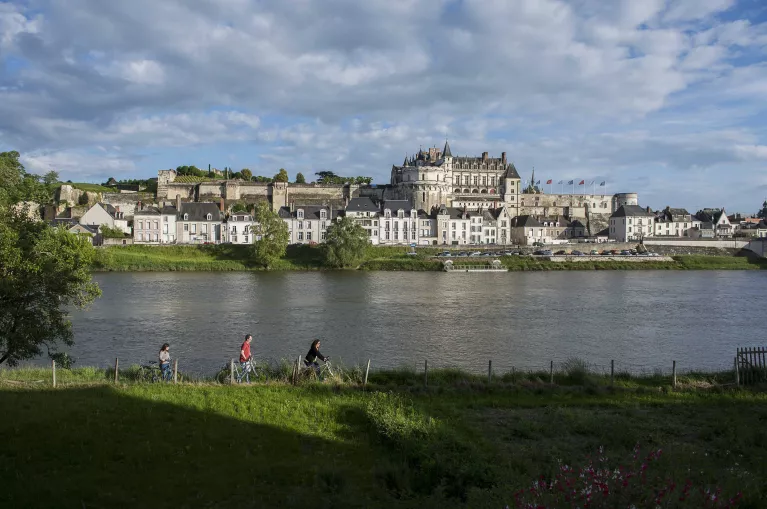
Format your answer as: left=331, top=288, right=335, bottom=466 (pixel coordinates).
left=510, top=215, right=544, bottom=228
left=435, top=206, right=468, bottom=220
left=611, top=205, right=654, bottom=218
left=278, top=206, right=334, bottom=220
left=49, top=218, right=79, bottom=228
left=667, top=208, right=690, bottom=216
left=135, top=206, right=177, bottom=216
left=227, top=214, right=253, bottom=222
left=100, top=203, right=117, bottom=218
left=70, top=224, right=99, bottom=235
left=382, top=200, right=413, bottom=213
left=346, top=197, right=379, bottom=213
left=503, top=163, right=521, bottom=179
left=443, top=140, right=453, bottom=158
left=595, top=227, right=610, bottom=237
left=178, top=202, right=223, bottom=221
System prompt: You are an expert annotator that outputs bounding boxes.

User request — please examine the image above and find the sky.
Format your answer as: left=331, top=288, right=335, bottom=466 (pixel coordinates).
left=1, top=0, right=766, bottom=213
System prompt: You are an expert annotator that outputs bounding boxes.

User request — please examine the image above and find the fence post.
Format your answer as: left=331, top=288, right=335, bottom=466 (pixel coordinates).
left=424, top=360, right=428, bottom=387
left=550, top=360, right=554, bottom=384
left=52, top=359, right=56, bottom=388
left=114, top=357, right=119, bottom=384
left=173, top=359, right=178, bottom=384
left=734, top=356, right=739, bottom=386
left=488, top=360, right=492, bottom=383
left=610, top=360, right=614, bottom=387
left=364, top=359, right=371, bottom=387
left=672, top=360, right=676, bottom=388
left=230, top=358, right=235, bottom=385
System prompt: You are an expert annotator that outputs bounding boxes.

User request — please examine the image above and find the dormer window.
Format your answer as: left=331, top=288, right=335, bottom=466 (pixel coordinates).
left=297, top=210, right=304, bottom=219
left=320, top=210, right=327, bottom=219
left=398, top=210, right=404, bottom=219
left=206, top=213, right=212, bottom=220
left=385, top=210, right=391, bottom=218
left=183, top=214, right=189, bottom=220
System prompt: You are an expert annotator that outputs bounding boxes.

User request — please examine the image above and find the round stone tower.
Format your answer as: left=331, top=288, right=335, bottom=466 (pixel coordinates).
left=612, top=192, right=639, bottom=211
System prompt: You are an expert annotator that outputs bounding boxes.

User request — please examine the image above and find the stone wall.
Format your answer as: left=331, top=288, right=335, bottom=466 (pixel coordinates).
left=102, top=192, right=156, bottom=216
left=644, top=239, right=748, bottom=249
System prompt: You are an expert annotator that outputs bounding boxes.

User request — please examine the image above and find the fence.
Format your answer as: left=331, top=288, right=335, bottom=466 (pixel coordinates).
left=735, top=347, right=767, bottom=385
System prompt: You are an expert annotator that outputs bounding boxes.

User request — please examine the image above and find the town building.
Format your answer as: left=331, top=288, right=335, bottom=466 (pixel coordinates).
left=609, top=205, right=655, bottom=242
left=278, top=205, right=336, bottom=245
left=694, top=208, right=733, bottom=238
left=134, top=206, right=178, bottom=244
left=379, top=200, right=418, bottom=245
left=224, top=213, right=254, bottom=244
left=509, top=215, right=546, bottom=245
left=79, top=203, right=131, bottom=234
left=175, top=202, right=225, bottom=244
left=345, top=197, right=381, bottom=244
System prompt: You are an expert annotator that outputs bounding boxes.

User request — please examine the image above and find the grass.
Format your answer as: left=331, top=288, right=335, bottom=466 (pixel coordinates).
left=1, top=364, right=766, bottom=508
left=91, top=244, right=767, bottom=272
left=67, top=182, right=116, bottom=193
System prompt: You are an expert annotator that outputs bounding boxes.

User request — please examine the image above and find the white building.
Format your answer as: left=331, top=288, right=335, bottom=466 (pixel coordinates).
left=653, top=208, right=699, bottom=237
left=345, top=198, right=381, bottom=245
left=695, top=208, right=733, bottom=238
left=279, top=205, right=335, bottom=245
left=134, top=206, right=178, bottom=244
left=224, top=213, right=254, bottom=244
left=609, top=205, right=655, bottom=242
left=379, top=200, right=418, bottom=245
left=80, top=203, right=130, bottom=234
left=509, top=215, right=546, bottom=245
left=175, top=202, right=224, bottom=244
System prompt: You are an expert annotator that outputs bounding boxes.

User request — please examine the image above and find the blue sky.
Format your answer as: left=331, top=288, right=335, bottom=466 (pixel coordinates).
left=1, top=0, right=766, bottom=213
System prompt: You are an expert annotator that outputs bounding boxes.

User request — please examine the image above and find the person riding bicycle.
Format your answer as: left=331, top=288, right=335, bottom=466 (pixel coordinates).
left=237, top=334, right=253, bottom=383
left=159, top=343, right=171, bottom=381
left=304, top=339, right=329, bottom=376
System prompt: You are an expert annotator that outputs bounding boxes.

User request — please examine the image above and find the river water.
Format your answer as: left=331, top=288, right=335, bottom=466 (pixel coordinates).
left=57, top=271, right=766, bottom=376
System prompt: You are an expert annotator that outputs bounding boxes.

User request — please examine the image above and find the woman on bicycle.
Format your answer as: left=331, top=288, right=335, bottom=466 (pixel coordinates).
left=159, top=343, right=171, bottom=381
left=304, top=339, right=329, bottom=376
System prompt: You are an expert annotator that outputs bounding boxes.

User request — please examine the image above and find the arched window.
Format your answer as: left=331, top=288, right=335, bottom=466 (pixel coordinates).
left=463, top=188, right=470, bottom=194
left=472, top=189, right=479, bottom=194
left=454, top=188, right=461, bottom=193
left=480, top=189, right=488, bottom=194
left=206, top=214, right=212, bottom=220
left=183, top=214, right=188, bottom=220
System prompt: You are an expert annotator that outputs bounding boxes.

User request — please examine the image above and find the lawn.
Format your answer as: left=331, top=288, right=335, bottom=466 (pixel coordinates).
left=68, top=182, right=116, bottom=193
left=1, top=369, right=766, bottom=508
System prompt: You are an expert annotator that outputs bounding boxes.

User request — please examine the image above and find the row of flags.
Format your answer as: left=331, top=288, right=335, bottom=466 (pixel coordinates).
left=528, top=180, right=606, bottom=186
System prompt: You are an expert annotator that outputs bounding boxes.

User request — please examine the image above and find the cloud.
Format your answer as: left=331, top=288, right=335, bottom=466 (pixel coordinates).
left=0, top=0, right=766, bottom=211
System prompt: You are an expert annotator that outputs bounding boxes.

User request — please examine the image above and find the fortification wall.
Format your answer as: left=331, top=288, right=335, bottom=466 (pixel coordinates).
left=102, top=192, right=156, bottom=216
left=162, top=183, right=197, bottom=201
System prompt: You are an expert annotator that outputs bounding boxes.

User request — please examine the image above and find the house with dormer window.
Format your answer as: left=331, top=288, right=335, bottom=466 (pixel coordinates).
left=278, top=204, right=336, bottom=244
left=380, top=200, right=418, bottom=245
left=175, top=202, right=224, bottom=244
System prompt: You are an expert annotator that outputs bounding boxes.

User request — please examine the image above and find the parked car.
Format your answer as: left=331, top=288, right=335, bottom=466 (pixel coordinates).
left=541, top=250, right=553, bottom=256
left=572, top=250, right=584, bottom=256
left=533, top=250, right=545, bottom=256
left=555, top=250, right=567, bottom=255
left=441, top=251, right=451, bottom=257
left=610, top=250, right=621, bottom=255
left=620, top=250, right=631, bottom=256
left=533, top=241, right=544, bottom=247
left=589, top=250, right=599, bottom=255
left=601, top=251, right=611, bottom=256
left=469, top=251, right=481, bottom=257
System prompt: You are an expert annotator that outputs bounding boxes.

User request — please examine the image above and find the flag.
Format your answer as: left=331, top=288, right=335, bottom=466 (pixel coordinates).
left=590, top=181, right=595, bottom=185
left=600, top=181, right=605, bottom=186
left=568, top=180, right=574, bottom=185
left=558, top=180, right=563, bottom=184
left=535, top=180, right=540, bottom=185
left=578, top=180, right=585, bottom=185
left=546, top=179, right=552, bottom=184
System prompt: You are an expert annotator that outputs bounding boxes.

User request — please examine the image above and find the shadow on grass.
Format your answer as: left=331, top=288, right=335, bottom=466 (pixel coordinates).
left=0, top=386, right=381, bottom=508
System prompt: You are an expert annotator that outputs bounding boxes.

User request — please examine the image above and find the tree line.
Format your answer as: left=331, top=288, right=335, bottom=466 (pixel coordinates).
left=174, top=165, right=372, bottom=185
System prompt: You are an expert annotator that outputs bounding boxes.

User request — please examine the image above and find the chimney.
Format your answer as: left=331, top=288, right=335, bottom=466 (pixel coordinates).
left=115, top=206, right=120, bottom=213
left=176, top=194, right=181, bottom=211
left=290, top=201, right=295, bottom=213
left=501, top=152, right=507, bottom=165
left=482, top=152, right=488, bottom=162
left=137, top=201, right=142, bottom=211
left=219, top=198, right=225, bottom=214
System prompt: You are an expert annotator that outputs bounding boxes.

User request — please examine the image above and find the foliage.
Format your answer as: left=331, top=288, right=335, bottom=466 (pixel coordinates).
left=322, top=216, right=369, bottom=268
left=0, top=151, right=52, bottom=206
left=512, top=445, right=743, bottom=508
left=230, top=201, right=248, bottom=213
left=273, top=168, right=289, bottom=183
left=252, top=202, right=289, bottom=268
left=176, top=165, right=205, bottom=177
left=0, top=207, right=101, bottom=366
left=315, top=170, right=373, bottom=185
left=240, top=168, right=252, bottom=180
left=252, top=175, right=273, bottom=183
left=43, top=171, right=60, bottom=186
left=295, top=172, right=306, bottom=184
left=78, top=192, right=90, bottom=206
left=99, top=225, right=126, bottom=239
left=359, top=259, right=443, bottom=271
left=105, top=177, right=118, bottom=186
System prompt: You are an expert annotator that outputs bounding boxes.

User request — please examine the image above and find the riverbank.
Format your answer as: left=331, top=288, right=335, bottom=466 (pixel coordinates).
left=90, top=245, right=767, bottom=271
left=1, top=366, right=764, bottom=508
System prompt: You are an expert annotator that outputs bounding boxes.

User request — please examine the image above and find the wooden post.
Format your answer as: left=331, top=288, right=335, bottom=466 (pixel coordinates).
left=424, top=360, right=428, bottom=387
left=173, top=359, right=178, bottom=384
left=114, top=357, right=119, bottom=384
left=52, top=360, right=56, bottom=388
left=672, top=360, right=676, bottom=388
left=550, top=360, right=554, bottom=384
left=488, top=360, right=492, bottom=383
left=734, top=356, right=739, bottom=386
left=364, top=359, right=371, bottom=387
left=610, top=360, right=614, bottom=387
left=230, top=358, right=235, bottom=385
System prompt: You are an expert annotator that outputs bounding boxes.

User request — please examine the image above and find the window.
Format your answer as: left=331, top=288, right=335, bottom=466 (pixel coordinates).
left=183, top=224, right=189, bottom=232
left=153, top=221, right=158, bottom=229
left=307, top=232, right=312, bottom=241
left=321, top=232, right=326, bottom=240
left=164, top=216, right=168, bottom=222
left=482, top=176, right=486, bottom=186
left=191, top=224, right=197, bottom=233
left=297, top=221, right=303, bottom=229
left=473, top=176, right=478, bottom=185
left=163, top=224, right=168, bottom=234
left=244, top=236, right=248, bottom=243
left=138, top=233, right=143, bottom=241
left=297, top=210, right=304, bottom=219
left=411, top=231, right=416, bottom=240
left=202, top=224, right=207, bottom=234
left=138, top=221, right=144, bottom=229
left=298, top=232, right=303, bottom=240
left=245, top=225, right=249, bottom=234
left=320, top=210, right=327, bottom=219
left=183, top=214, right=188, bottom=220
left=206, top=214, right=212, bottom=221
left=463, top=175, right=469, bottom=185
left=385, top=231, right=390, bottom=240
left=154, top=233, right=159, bottom=242
left=232, top=225, right=237, bottom=233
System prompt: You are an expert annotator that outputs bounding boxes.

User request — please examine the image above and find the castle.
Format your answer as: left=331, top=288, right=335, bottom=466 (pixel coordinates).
left=155, top=141, right=637, bottom=235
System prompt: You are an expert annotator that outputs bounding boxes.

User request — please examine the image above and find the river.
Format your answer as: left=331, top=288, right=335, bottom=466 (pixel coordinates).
left=57, top=271, right=766, bottom=376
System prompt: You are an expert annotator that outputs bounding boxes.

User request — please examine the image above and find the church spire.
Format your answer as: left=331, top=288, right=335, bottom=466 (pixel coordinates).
left=403, top=154, right=408, bottom=166
left=443, top=139, right=453, bottom=158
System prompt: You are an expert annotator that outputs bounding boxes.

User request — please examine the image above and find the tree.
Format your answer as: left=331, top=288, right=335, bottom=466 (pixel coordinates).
left=315, top=170, right=338, bottom=184
left=252, top=201, right=289, bottom=269
left=78, top=193, right=90, bottom=206
left=176, top=165, right=205, bottom=177
left=240, top=169, right=253, bottom=181
left=0, top=207, right=101, bottom=366
left=104, top=177, right=118, bottom=187
left=322, top=216, right=369, bottom=268
left=43, top=171, right=60, bottom=186
left=0, top=151, right=51, bottom=206
left=253, top=176, right=273, bottom=183
left=99, top=225, right=125, bottom=238
left=232, top=172, right=243, bottom=180
left=273, top=168, right=289, bottom=183
left=295, top=172, right=306, bottom=184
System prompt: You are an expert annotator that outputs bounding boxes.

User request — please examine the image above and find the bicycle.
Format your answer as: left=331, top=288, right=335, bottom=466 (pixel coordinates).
left=138, top=361, right=172, bottom=383
left=302, top=359, right=334, bottom=381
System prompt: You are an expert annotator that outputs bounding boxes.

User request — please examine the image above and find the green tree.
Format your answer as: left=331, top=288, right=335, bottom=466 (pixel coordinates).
left=295, top=172, right=306, bottom=184
left=322, top=216, right=369, bottom=268
left=252, top=201, right=289, bottom=269
left=273, top=168, right=289, bottom=183
left=43, top=171, right=60, bottom=186
left=315, top=170, right=338, bottom=184
left=240, top=169, right=253, bottom=181
left=0, top=151, right=51, bottom=206
left=78, top=193, right=90, bottom=206
left=0, top=207, right=101, bottom=366
left=99, top=225, right=125, bottom=238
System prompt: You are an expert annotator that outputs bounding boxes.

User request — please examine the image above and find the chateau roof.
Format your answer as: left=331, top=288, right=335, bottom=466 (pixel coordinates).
left=382, top=200, right=413, bottom=212
left=346, top=197, right=378, bottom=212
left=278, top=205, right=333, bottom=220
left=611, top=205, right=654, bottom=218
left=443, top=140, right=452, bottom=157
left=503, top=163, right=521, bottom=180
left=178, top=202, right=223, bottom=221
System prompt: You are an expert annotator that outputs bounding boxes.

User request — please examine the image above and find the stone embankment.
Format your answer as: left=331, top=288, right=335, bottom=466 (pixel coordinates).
left=548, top=255, right=674, bottom=263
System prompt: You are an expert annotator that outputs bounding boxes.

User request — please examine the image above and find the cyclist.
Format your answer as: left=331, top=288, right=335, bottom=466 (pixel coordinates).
left=304, top=339, right=329, bottom=376
left=238, top=334, right=253, bottom=383
left=159, top=343, right=171, bottom=381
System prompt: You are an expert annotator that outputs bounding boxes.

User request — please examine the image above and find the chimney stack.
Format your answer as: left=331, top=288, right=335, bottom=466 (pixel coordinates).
left=482, top=152, right=488, bottom=162
left=501, top=152, right=507, bottom=165
left=219, top=198, right=225, bottom=214
left=137, top=201, right=142, bottom=211
left=290, top=201, right=295, bottom=213
left=175, top=194, right=181, bottom=211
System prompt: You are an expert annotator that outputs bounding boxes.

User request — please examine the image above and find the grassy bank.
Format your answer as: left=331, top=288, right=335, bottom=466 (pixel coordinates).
left=1, top=365, right=765, bottom=508
left=91, top=245, right=767, bottom=272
